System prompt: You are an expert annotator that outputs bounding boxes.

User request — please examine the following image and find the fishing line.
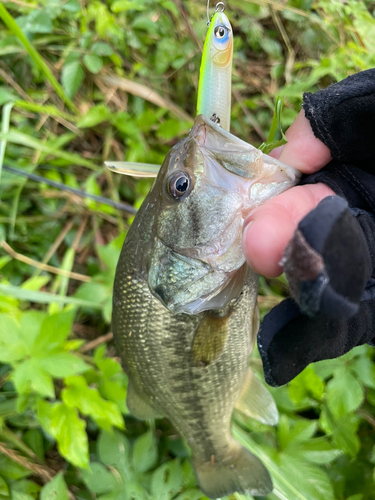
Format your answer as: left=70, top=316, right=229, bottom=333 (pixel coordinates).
left=2, top=165, right=137, bottom=214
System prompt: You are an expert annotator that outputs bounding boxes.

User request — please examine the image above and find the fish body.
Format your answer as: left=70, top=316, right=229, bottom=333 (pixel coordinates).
left=113, top=116, right=300, bottom=498
left=197, top=11, right=233, bottom=131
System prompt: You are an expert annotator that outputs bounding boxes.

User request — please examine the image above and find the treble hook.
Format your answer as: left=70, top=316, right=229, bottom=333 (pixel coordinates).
left=207, top=1, right=225, bottom=26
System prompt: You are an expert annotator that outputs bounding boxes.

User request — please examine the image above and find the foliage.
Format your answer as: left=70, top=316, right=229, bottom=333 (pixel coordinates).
left=0, top=0, right=375, bottom=499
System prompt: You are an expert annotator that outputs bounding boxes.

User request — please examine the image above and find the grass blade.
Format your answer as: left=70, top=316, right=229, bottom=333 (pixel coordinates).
left=0, top=284, right=102, bottom=309
left=0, top=130, right=98, bottom=170
left=0, top=102, right=14, bottom=187
left=0, top=4, right=78, bottom=113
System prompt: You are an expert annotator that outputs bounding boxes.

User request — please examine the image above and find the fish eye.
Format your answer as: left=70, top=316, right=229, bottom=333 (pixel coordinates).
left=214, top=25, right=227, bottom=39
left=167, top=171, right=192, bottom=201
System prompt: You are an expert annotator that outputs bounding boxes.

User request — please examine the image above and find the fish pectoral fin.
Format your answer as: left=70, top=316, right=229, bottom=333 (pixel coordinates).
left=127, top=383, right=163, bottom=420
left=192, top=444, right=272, bottom=498
left=191, top=311, right=231, bottom=367
left=235, top=368, right=279, bottom=426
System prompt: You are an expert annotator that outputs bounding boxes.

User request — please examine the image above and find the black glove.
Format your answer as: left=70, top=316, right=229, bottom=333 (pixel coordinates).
left=258, top=69, right=375, bottom=387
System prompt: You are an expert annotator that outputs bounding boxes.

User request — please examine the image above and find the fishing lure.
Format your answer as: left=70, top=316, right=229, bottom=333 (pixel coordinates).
left=197, top=3, right=233, bottom=131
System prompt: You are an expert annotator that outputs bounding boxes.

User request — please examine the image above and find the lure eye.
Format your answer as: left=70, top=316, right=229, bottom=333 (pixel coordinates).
left=167, top=171, right=192, bottom=201
left=214, top=25, right=227, bottom=40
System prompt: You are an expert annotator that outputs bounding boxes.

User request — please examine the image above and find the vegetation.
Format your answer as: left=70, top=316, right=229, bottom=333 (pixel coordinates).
left=0, top=0, right=375, bottom=499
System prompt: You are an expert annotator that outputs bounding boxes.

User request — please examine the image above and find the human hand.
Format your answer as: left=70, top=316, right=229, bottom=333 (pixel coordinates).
left=247, top=105, right=374, bottom=387
left=243, top=110, right=334, bottom=278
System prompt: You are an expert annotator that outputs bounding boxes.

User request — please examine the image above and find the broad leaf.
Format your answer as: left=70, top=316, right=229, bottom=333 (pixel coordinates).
left=13, top=359, right=54, bottom=398
left=83, top=54, right=103, bottom=74
left=50, top=403, right=89, bottom=468
left=40, top=472, right=69, bottom=500
left=81, top=462, right=120, bottom=494
left=97, top=430, right=131, bottom=478
left=326, top=368, right=364, bottom=419
left=132, top=431, right=158, bottom=473
left=38, top=353, right=90, bottom=378
left=62, top=376, right=124, bottom=430
left=61, top=60, right=84, bottom=98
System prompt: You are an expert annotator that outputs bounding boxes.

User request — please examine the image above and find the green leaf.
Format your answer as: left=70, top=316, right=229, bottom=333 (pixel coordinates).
left=37, top=400, right=54, bottom=432
left=94, top=345, right=122, bottom=377
left=277, top=416, right=317, bottom=449
left=23, top=429, right=45, bottom=461
left=133, top=431, right=158, bottom=473
left=284, top=437, right=342, bottom=464
left=288, top=365, right=324, bottom=404
left=0, top=475, right=9, bottom=496
left=278, top=456, right=335, bottom=500
left=10, top=479, right=41, bottom=497
left=31, top=310, right=75, bottom=355
left=98, top=376, right=127, bottom=414
left=24, top=10, right=53, bottom=34
left=0, top=87, right=16, bottom=105
left=331, top=413, right=360, bottom=457
left=50, top=403, right=89, bottom=468
left=10, top=491, right=34, bottom=500
left=81, top=462, right=120, bottom=494
left=97, top=430, right=131, bottom=477
left=83, top=54, right=103, bottom=74
left=0, top=455, right=30, bottom=480
left=21, top=276, right=50, bottom=291
left=91, top=42, right=113, bottom=56
left=0, top=313, right=27, bottom=363
left=62, top=376, right=124, bottom=430
left=326, top=368, right=364, bottom=419
left=61, top=60, right=84, bottom=99
left=38, top=353, right=90, bottom=378
left=13, top=360, right=55, bottom=398
left=78, top=104, right=111, bottom=128
left=63, top=0, right=80, bottom=13
left=151, top=459, right=182, bottom=500
left=40, top=473, right=69, bottom=500
left=352, top=356, right=375, bottom=389
left=174, top=490, right=205, bottom=500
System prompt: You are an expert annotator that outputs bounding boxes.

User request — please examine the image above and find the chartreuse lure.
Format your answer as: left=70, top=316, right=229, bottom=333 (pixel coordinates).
left=105, top=4, right=233, bottom=177
left=197, top=7, right=233, bottom=131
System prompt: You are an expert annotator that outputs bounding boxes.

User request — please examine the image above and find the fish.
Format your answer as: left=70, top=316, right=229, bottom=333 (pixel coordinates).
left=105, top=9, right=233, bottom=177
left=112, top=114, right=301, bottom=498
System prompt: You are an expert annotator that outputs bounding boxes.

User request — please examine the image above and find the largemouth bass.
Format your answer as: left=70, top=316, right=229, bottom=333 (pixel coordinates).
left=112, top=115, right=300, bottom=498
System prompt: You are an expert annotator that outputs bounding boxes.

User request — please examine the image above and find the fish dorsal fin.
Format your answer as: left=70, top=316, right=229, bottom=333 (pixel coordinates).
left=235, top=368, right=279, bottom=426
left=104, top=161, right=160, bottom=178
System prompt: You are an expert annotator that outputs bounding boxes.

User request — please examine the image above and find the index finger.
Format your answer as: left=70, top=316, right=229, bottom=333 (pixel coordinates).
left=271, top=110, right=332, bottom=174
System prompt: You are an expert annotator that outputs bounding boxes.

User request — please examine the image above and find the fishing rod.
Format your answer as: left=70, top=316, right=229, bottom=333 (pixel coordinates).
left=2, top=165, right=137, bottom=214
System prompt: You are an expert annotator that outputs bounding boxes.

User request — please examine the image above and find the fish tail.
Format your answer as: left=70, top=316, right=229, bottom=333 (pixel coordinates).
left=192, top=444, right=272, bottom=499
